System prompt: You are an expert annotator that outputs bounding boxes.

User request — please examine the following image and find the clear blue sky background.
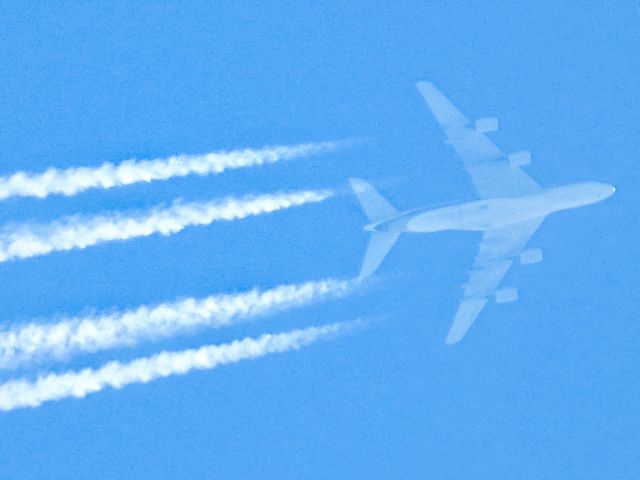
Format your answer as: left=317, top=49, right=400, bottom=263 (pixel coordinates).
left=0, top=2, right=638, bottom=478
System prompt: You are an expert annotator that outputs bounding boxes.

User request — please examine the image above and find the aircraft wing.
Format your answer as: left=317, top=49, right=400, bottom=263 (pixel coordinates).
left=416, top=81, right=542, bottom=199
left=445, top=217, right=545, bottom=344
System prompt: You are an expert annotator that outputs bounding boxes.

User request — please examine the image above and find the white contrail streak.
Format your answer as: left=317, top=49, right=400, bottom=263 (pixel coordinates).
left=0, top=321, right=355, bottom=411
left=0, top=278, right=353, bottom=368
left=0, top=141, right=344, bottom=201
left=0, top=189, right=332, bottom=263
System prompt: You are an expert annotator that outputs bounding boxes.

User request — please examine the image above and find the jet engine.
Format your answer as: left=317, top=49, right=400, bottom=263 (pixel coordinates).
left=508, top=150, right=532, bottom=167
left=520, top=248, right=543, bottom=265
left=475, top=117, right=499, bottom=133
left=495, top=287, right=518, bottom=304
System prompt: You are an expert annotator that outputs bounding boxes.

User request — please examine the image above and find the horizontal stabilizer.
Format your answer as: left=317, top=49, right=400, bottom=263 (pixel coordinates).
left=358, top=232, right=400, bottom=279
left=349, top=178, right=398, bottom=223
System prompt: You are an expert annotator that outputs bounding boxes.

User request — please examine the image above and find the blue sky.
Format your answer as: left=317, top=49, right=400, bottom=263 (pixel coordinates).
left=0, top=1, right=638, bottom=478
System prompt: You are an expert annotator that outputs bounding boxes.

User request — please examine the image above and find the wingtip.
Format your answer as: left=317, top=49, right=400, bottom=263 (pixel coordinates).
left=415, top=80, right=435, bottom=91
left=355, top=273, right=367, bottom=285
left=444, top=335, right=461, bottom=346
left=348, top=177, right=368, bottom=194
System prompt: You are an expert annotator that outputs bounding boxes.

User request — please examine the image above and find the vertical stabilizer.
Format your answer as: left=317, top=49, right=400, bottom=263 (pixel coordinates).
left=349, top=178, right=400, bottom=279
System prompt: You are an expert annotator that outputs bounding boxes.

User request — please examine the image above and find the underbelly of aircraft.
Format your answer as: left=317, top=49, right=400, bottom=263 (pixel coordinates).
left=405, top=197, right=549, bottom=233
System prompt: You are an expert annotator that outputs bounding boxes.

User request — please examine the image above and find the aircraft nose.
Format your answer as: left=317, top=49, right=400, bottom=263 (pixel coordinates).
left=596, top=183, right=616, bottom=200
left=604, top=184, right=616, bottom=197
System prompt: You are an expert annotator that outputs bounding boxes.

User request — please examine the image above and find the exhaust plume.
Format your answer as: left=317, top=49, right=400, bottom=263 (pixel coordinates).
left=0, top=189, right=332, bottom=263
left=0, top=141, right=343, bottom=201
left=0, top=321, right=356, bottom=411
left=0, top=278, right=353, bottom=368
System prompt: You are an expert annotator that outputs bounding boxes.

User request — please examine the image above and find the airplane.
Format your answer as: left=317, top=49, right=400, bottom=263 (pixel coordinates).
left=350, top=81, right=616, bottom=345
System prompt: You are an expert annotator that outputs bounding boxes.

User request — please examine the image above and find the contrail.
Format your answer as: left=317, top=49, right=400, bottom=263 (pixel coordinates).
left=0, top=278, right=353, bottom=368
left=0, top=188, right=332, bottom=263
left=0, top=141, right=344, bottom=201
left=0, top=321, right=356, bottom=411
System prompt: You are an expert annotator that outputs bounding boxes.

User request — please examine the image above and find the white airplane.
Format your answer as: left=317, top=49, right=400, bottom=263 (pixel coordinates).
left=350, top=81, right=615, bottom=345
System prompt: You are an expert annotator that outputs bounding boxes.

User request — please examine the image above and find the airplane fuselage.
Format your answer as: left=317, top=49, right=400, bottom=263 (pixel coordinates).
left=369, top=182, right=615, bottom=233
left=352, top=80, right=618, bottom=344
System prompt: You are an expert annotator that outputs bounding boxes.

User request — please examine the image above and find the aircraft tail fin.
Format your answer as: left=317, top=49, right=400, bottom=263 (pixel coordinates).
left=348, top=178, right=398, bottom=223
left=358, top=231, right=400, bottom=279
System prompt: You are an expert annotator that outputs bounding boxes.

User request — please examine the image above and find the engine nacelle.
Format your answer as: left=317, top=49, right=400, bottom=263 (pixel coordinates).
left=475, top=117, right=499, bottom=133
left=508, top=150, right=532, bottom=167
left=495, top=287, right=518, bottom=304
left=520, top=248, right=543, bottom=265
